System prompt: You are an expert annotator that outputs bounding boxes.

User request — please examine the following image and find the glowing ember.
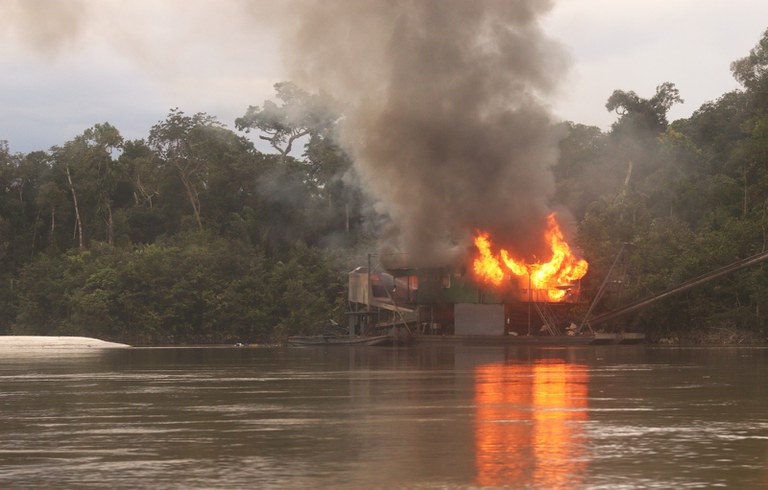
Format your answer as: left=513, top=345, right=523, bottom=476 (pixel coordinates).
left=472, top=213, right=588, bottom=301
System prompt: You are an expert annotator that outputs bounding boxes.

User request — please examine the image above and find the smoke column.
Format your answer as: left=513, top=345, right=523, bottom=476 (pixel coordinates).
left=274, top=0, right=568, bottom=266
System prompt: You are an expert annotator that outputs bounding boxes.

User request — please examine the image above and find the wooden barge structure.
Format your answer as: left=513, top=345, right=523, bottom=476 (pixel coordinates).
left=340, top=255, right=643, bottom=346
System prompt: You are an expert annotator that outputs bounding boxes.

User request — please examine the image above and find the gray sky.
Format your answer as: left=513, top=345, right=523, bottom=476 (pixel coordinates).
left=1, top=0, right=766, bottom=154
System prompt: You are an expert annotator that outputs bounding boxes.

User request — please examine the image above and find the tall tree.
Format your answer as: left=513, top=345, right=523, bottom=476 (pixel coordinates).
left=149, top=109, right=257, bottom=234
left=606, top=82, right=684, bottom=134
left=149, top=109, right=220, bottom=231
left=51, top=123, right=124, bottom=250
left=731, top=27, right=768, bottom=93
left=36, top=180, right=67, bottom=250
left=236, top=82, right=338, bottom=162
left=237, top=82, right=367, bottom=245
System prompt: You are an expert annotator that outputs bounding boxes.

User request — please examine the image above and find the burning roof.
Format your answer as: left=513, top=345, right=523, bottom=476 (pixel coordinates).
left=472, top=213, right=588, bottom=302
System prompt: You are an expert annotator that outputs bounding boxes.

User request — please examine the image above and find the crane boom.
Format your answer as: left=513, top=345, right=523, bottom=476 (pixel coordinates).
left=587, top=249, right=768, bottom=326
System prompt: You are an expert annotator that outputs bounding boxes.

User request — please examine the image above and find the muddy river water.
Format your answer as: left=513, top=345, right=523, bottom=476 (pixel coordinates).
left=1, top=344, right=766, bottom=488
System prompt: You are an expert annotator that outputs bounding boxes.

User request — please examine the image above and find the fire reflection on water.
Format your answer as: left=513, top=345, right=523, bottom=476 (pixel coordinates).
left=474, top=361, right=588, bottom=488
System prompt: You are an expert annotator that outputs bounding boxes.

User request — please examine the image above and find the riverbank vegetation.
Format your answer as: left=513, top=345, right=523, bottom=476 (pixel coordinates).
left=1, top=30, right=768, bottom=344
left=561, top=29, right=768, bottom=343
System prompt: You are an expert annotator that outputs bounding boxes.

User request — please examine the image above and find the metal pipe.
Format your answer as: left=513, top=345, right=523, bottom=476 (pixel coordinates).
left=579, top=242, right=632, bottom=331
left=588, top=249, right=768, bottom=326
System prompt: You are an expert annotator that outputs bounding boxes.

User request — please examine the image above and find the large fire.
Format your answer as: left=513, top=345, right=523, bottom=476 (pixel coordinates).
left=472, top=213, right=588, bottom=301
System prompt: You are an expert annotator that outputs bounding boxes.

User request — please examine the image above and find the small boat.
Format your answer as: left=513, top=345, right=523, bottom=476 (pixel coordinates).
left=286, top=334, right=393, bottom=347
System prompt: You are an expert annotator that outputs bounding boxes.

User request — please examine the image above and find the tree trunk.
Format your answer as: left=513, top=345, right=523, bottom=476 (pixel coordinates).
left=50, top=205, right=56, bottom=249
left=179, top=173, right=202, bottom=231
left=30, top=209, right=39, bottom=257
left=104, top=196, right=114, bottom=245
left=65, top=163, right=86, bottom=251
left=743, top=165, right=748, bottom=218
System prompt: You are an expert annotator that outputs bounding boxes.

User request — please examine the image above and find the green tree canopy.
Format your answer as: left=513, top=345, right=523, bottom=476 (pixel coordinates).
left=606, top=82, right=684, bottom=133
left=731, top=27, right=768, bottom=92
left=236, top=81, right=338, bottom=161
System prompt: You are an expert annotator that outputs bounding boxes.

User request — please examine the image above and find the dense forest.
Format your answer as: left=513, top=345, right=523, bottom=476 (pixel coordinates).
left=2, top=30, right=768, bottom=345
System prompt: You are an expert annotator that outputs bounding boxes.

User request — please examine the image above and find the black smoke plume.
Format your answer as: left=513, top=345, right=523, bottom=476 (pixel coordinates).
left=273, top=0, right=569, bottom=266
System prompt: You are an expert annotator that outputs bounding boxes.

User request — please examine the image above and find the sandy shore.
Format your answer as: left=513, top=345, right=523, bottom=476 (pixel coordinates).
left=0, top=336, right=130, bottom=350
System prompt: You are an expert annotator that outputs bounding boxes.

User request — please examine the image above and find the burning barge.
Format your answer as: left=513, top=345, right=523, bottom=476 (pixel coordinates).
left=338, top=261, right=643, bottom=347
left=290, top=214, right=644, bottom=347
left=319, top=233, right=768, bottom=347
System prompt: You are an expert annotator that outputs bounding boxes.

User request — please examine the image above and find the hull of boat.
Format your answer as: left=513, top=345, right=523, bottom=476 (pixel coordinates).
left=415, top=332, right=645, bottom=346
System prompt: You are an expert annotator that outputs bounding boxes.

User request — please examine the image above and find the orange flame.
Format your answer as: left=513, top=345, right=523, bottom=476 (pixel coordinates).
left=472, top=232, right=505, bottom=285
left=472, top=213, right=588, bottom=301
